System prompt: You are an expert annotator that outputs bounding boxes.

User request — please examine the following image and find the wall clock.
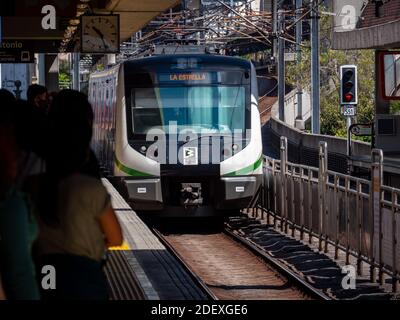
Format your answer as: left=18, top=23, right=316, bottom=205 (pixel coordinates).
left=81, top=15, right=120, bottom=53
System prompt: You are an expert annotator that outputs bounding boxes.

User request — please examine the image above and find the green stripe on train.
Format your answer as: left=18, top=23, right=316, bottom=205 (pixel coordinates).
left=114, top=156, right=153, bottom=177
left=224, top=156, right=263, bottom=176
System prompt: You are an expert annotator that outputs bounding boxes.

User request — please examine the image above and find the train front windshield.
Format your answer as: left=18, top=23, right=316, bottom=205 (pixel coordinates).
left=132, top=85, right=245, bottom=134
left=126, top=67, right=251, bottom=137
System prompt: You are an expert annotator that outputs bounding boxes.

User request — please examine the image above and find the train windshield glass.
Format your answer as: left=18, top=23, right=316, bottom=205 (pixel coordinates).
left=131, top=85, right=246, bottom=134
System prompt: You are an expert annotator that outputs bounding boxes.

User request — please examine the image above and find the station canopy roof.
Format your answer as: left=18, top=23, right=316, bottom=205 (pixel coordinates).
left=97, top=0, right=180, bottom=41
left=0, top=0, right=181, bottom=53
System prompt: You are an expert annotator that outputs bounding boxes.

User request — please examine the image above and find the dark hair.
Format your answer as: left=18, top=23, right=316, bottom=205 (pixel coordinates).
left=0, top=89, right=16, bottom=125
left=46, top=89, right=94, bottom=176
left=27, top=84, right=47, bottom=104
left=39, top=90, right=95, bottom=225
left=0, top=90, right=17, bottom=198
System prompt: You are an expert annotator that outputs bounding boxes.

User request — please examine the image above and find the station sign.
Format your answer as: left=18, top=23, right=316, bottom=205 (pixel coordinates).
left=2, top=16, right=67, bottom=41
left=0, top=49, right=34, bottom=63
left=341, top=104, right=356, bottom=117
left=332, top=0, right=364, bottom=33
left=0, top=1, right=76, bottom=54
left=0, top=40, right=34, bottom=63
left=350, top=123, right=373, bottom=136
left=0, top=39, right=62, bottom=63
left=1, top=1, right=77, bottom=17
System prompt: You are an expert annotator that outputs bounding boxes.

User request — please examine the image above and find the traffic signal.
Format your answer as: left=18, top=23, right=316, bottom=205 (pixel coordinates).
left=340, top=65, right=358, bottom=105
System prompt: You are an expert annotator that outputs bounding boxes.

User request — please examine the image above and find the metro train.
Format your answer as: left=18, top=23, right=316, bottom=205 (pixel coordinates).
left=88, top=54, right=263, bottom=216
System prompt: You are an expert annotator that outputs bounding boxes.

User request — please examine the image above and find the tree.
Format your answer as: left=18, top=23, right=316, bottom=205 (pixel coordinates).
left=58, top=56, right=72, bottom=89
left=286, top=10, right=374, bottom=141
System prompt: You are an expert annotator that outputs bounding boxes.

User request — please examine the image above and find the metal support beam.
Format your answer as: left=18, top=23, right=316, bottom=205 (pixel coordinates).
left=272, top=0, right=278, bottom=59
left=72, top=52, right=80, bottom=91
left=296, top=0, right=303, bottom=121
left=278, top=10, right=285, bottom=122
left=38, top=53, right=46, bottom=86
left=311, top=0, right=320, bottom=134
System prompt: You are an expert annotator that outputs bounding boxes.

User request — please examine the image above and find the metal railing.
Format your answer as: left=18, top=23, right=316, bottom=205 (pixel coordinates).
left=256, top=136, right=399, bottom=292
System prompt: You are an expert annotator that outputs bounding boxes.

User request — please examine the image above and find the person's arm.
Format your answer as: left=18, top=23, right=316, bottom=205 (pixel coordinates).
left=98, top=206, right=123, bottom=248
left=0, top=276, right=6, bottom=300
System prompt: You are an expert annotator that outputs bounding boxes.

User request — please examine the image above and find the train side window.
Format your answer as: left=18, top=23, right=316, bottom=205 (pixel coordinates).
left=106, top=87, right=109, bottom=129
left=111, top=87, right=115, bottom=130
left=95, top=84, right=99, bottom=126
left=104, top=84, right=107, bottom=128
left=99, top=87, right=103, bottom=127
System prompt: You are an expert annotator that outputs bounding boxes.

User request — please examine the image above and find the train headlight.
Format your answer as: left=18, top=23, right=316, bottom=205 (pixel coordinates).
left=140, top=146, right=147, bottom=153
left=232, top=144, right=239, bottom=151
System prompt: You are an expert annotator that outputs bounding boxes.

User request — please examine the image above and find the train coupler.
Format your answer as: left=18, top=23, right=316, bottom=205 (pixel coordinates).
left=180, top=183, right=203, bottom=207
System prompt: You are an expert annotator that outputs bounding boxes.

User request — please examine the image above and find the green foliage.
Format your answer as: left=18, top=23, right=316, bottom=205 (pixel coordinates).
left=58, top=56, right=71, bottom=89
left=58, top=71, right=71, bottom=89
left=390, top=101, right=400, bottom=114
left=286, top=10, right=374, bottom=142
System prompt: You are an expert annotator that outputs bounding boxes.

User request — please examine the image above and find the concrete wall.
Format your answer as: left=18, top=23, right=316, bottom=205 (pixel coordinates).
left=268, top=116, right=371, bottom=173
left=271, top=88, right=311, bottom=127
left=270, top=116, right=371, bottom=156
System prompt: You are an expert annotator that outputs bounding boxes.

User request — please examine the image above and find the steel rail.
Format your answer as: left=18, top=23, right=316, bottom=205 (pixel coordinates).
left=152, top=228, right=219, bottom=301
left=223, top=226, right=332, bottom=300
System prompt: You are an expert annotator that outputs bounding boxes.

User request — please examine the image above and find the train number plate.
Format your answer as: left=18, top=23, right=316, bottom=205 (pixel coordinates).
left=183, top=147, right=198, bottom=165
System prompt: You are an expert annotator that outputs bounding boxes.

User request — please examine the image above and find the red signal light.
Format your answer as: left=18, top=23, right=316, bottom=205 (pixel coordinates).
left=344, top=93, right=354, bottom=102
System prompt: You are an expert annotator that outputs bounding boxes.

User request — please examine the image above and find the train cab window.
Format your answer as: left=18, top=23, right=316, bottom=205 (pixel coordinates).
left=130, top=85, right=246, bottom=135
left=131, top=88, right=163, bottom=133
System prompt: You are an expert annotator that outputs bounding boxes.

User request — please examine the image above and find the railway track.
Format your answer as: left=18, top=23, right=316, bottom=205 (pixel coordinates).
left=153, top=219, right=329, bottom=300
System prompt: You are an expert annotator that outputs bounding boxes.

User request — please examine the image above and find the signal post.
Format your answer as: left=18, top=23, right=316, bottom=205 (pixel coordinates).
left=340, top=65, right=358, bottom=157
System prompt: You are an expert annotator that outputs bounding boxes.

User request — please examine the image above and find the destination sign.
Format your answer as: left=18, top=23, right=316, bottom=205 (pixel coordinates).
left=169, top=73, right=209, bottom=81
left=158, top=72, right=214, bottom=83
left=155, top=71, right=248, bottom=85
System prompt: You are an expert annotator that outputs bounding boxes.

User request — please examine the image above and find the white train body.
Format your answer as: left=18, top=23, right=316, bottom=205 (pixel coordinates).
left=89, top=54, right=262, bottom=216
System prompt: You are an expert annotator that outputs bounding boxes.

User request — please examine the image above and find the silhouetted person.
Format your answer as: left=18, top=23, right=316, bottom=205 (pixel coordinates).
left=27, top=84, right=48, bottom=112
left=0, top=89, right=40, bottom=300
left=33, top=90, right=122, bottom=300
left=12, top=85, right=50, bottom=188
left=0, top=88, right=16, bottom=104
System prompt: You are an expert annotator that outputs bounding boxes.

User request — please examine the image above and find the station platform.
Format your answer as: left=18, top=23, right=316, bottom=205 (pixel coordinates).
left=101, top=179, right=208, bottom=300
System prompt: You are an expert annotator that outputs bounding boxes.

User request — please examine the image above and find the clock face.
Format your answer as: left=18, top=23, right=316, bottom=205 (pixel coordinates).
left=81, top=15, right=119, bottom=53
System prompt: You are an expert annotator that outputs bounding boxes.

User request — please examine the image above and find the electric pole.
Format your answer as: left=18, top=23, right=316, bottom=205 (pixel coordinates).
left=295, top=0, right=303, bottom=126
left=278, top=9, right=285, bottom=122
left=272, top=0, right=278, bottom=59
left=310, top=0, right=320, bottom=134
